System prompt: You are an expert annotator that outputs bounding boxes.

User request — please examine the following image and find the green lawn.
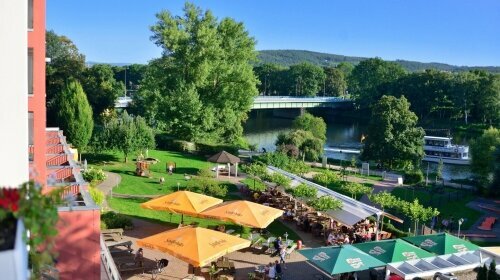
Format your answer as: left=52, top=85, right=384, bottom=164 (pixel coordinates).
left=241, top=178, right=267, bottom=191
left=88, top=150, right=212, bottom=195
left=391, top=187, right=481, bottom=230
left=87, top=149, right=301, bottom=240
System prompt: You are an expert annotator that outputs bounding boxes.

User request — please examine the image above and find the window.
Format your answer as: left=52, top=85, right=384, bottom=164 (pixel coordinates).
left=28, top=0, right=33, bottom=30
left=28, top=48, right=33, bottom=95
left=29, top=112, right=34, bottom=161
left=28, top=112, right=34, bottom=145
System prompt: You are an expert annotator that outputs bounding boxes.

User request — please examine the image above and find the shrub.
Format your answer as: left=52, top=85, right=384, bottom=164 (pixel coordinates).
left=196, top=142, right=239, bottom=156
left=308, top=196, right=342, bottom=211
left=256, top=152, right=290, bottom=168
left=206, top=183, right=228, bottom=198
left=270, top=173, right=291, bottom=188
left=197, top=168, right=214, bottom=178
left=339, top=182, right=372, bottom=199
left=312, top=170, right=339, bottom=186
left=292, top=184, right=317, bottom=199
left=82, top=167, right=107, bottom=183
left=285, top=159, right=310, bottom=175
left=245, top=163, right=269, bottom=179
left=100, top=220, right=108, bottom=229
left=89, top=187, right=105, bottom=206
left=101, top=211, right=133, bottom=229
left=404, top=170, right=424, bottom=185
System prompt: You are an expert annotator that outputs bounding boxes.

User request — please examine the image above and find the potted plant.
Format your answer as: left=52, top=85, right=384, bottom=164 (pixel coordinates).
left=0, top=182, right=62, bottom=279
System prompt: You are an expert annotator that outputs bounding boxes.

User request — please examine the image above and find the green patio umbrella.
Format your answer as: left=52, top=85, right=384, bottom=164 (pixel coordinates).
left=298, top=245, right=386, bottom=275
left=403, top=233, right=480, bottom=255
left=352, top=239, right=435, bottom=264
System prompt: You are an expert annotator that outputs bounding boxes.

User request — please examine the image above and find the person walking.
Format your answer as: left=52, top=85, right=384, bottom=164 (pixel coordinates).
left=279, top=245, right=287, bottom=269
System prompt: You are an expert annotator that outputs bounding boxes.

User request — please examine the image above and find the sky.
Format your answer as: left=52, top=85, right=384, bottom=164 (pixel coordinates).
left=47, top=0, right=500, bottom=66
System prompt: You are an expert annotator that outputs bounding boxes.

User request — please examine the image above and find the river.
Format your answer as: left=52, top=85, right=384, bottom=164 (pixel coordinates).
left=243, top=112, right=472, bottom=180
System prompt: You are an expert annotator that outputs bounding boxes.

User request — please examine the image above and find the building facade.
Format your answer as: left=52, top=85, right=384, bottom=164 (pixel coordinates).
left=1, top=0, right=101, bottom=278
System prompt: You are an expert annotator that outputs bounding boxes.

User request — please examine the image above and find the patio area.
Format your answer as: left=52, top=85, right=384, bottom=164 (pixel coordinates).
left=106, top=218, right=333, bottom=280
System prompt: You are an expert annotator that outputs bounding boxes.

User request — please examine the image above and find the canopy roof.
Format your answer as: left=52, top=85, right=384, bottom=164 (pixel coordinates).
left=403, top=233, right=480, bottom=255
left=299, top=245, right=386, bottom=275
left=200, top=200, right=284, bottom=228
left=352, top=239, right=434, bottom=264
left=207, top=151, right=241, bottom=164
left=136, top=226, right=250, bottom=267
left=141, top=191, right=223, bottom=216
left=268, top=166, right=402, bottom=226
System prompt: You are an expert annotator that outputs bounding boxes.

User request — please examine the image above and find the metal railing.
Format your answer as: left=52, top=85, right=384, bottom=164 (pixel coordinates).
left=100, top=235, right=122, bottom=280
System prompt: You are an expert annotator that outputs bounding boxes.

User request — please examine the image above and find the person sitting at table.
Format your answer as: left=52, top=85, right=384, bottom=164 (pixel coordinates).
left=267, top=262, right=276, bottom=280
left=326, top=231, right=336, bottom=245
left=343, top=234, right=350, bottom=244
left=134, top=248, right=144, bottom=267
left=284, top=209, right=294, bottom=221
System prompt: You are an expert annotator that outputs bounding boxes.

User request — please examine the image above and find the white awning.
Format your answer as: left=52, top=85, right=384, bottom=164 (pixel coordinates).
left=387, top=251, right=485, bottom=279
left=267, top=166, right=386, bottom=226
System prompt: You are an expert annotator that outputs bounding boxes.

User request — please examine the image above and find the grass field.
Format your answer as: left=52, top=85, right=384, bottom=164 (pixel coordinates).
left=86, top=150, right=301, bottom=240
left=391, top=187, right=481, bottom=230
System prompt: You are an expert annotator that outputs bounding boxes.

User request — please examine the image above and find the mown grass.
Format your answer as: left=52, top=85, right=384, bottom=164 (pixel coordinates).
left=87, top=149, right=300, bottom=240
left=391, top=187, right=481, bottom=230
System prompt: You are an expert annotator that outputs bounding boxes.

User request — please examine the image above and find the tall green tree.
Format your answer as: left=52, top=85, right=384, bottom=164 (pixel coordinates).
left=293, top=113, right=327, bottom=141
left=254, top=63, right=287, bottom=95
left=104, top=111, right=155, bottom=162
left=137, top=3, right=258, bottom=143
left=46, top=30, right=86, bottom=127
left=57, top=80, right=94, bottom=157
left=288, top=62, right=326, bottom=96
left=470, top=127, right=500, bottom=190
left=349, top=58, right=406, bottom=109
left=361, top=95, right=425, bottom=169
left=323, top=67, right=347, bottom=97
left=82, top=64, right=124, bottom=123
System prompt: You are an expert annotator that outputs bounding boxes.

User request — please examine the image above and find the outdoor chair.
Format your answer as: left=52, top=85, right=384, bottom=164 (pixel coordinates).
left=285, top=244, right=297, bottom=259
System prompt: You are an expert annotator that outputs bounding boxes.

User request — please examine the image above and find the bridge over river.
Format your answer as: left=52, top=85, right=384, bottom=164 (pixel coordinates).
left=116, top=95, right=353, bottom=109
left=251, top=96, right=352, bottom=109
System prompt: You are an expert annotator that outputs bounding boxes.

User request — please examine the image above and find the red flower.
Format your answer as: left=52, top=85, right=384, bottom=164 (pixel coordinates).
left=0, top=187, right=20, bottom=213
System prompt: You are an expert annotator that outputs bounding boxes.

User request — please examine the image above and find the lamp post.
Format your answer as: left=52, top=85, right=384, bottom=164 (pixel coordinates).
left=284, top=232, right=288, bottom=242
left=458, top=218, right=464, bottom=238
left=177, top=182, right=180, bottom=191
left=124, top=66, right=128, bottom=96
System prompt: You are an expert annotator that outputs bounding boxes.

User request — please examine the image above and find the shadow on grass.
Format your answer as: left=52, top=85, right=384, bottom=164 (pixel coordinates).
left=109, top=169, right=137, bottom=177
left=82, top=153, right=120, bottom=164
left=174, top=167, right=202, bottom=175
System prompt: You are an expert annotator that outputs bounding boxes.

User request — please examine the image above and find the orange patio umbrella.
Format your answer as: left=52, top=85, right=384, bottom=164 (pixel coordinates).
left=136, top=226, right=251, bottom=267
left=200, top=200, right=284, bottom=228
left=141, top=191, right=223, bottom=223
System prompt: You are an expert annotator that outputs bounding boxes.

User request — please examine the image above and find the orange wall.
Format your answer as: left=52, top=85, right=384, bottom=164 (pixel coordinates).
left=55, top=209, right=101, bottom=280
left=28, top=0, right=46, bottom=185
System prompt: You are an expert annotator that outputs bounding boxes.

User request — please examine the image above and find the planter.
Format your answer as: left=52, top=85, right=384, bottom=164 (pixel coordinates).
left=0, top=218, right=28, bottom=280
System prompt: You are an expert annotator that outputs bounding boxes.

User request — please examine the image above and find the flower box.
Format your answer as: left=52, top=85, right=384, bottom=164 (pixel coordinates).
left=0, top=218, right=28, bottom=280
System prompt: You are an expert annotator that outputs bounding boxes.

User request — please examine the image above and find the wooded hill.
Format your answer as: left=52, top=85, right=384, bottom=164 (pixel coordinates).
left=257, top=50, right=500, bottom=73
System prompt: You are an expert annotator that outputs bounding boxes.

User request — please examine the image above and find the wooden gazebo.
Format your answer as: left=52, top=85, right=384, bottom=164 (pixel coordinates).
left=207, top=151, right=241, bottom=178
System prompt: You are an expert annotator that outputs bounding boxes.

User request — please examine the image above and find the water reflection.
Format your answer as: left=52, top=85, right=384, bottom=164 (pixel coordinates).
left=243, top=113, right=472, bottom=179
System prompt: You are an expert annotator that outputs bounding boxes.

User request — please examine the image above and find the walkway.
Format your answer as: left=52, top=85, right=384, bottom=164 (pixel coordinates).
left=97, top=171, right=122, bottom=211
left=460, top=198, right=500, bottom=242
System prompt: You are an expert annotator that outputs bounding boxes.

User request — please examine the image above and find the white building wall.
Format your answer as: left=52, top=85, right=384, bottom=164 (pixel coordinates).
left=0, top=0, right=28, bottom=186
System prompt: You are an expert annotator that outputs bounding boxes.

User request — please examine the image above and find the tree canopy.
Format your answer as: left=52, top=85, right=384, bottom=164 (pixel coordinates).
left=361, top=95, right=425, bottom=169
left=46, top=30, right=86, bottom=127
left=470, top=127, right=500, bottom=191
left=82, top=64, right=124, bottom=123
left=57, top=80, right=94, bottom=153
left=288, top=62, right=326, bottom=96
left=136, top=3, right=259, bottom=143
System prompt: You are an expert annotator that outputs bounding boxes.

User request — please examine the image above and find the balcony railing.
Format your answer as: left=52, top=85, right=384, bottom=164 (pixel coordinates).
left=28, top=145, right=34, bottom=161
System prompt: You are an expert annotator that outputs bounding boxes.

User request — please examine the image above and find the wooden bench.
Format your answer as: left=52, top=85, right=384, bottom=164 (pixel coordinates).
left=106, top=240, right=132, bottom=249
left=102, top=228, right=124, bottom=236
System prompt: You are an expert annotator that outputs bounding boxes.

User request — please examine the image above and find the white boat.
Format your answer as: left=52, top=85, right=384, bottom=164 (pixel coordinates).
left=423, top=136, right=470, bottom=165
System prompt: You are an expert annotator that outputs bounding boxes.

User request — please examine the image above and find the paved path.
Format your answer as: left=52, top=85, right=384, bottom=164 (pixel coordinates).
left=97, top=171, right=122, bottom=211
left=459, top=198, right=500, bottom=242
